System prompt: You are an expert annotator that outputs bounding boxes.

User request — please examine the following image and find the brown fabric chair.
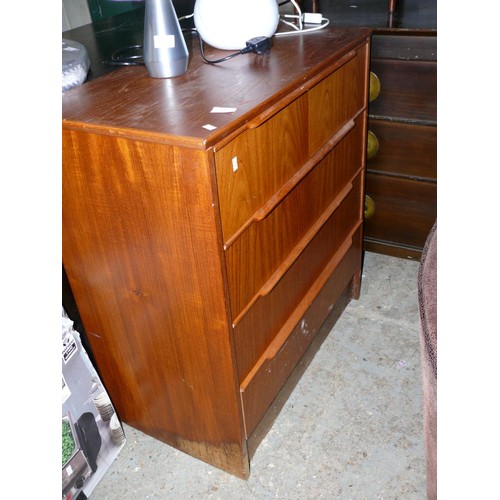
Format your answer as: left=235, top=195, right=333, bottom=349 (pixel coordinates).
left=418, top=221, right=437, bottom=499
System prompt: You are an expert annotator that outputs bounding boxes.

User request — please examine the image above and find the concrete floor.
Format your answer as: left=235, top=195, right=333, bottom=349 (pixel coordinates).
left=89, top=251, right=425, bottom=499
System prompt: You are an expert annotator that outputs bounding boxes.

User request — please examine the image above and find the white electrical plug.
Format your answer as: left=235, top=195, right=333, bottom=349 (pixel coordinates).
left=303, top=12, right=324, bottom=24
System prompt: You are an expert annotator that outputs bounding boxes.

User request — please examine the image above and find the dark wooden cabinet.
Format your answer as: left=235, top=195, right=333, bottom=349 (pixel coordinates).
left=62, top=27, right=371, bottom=478
left=365, top=32, right=437, bottom=259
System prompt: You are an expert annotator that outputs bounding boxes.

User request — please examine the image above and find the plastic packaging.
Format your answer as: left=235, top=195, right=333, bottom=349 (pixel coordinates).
left=62, top=38, right=90, bottom=93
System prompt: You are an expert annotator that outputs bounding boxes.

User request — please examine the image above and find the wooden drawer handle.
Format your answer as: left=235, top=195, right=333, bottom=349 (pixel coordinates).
left=364, top=194, right=376, bottom=219
left=369, top=71, right=381, bottom=102
left=366, top=130, right=379, bottom=159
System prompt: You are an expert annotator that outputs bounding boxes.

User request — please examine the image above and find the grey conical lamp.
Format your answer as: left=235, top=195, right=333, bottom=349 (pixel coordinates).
left=143, top=0, right=189, bottom=78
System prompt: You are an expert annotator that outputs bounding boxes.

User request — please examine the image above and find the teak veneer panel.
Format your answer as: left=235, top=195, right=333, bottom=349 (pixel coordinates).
left=62, top=130, right=250, bottom=477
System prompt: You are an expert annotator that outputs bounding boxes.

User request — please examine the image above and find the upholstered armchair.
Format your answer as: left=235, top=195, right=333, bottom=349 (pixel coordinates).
left=418, top=221, right=437, bottom=499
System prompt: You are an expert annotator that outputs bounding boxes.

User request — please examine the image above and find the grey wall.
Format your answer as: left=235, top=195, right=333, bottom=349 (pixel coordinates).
left=63, top=0, right=92, bottom=31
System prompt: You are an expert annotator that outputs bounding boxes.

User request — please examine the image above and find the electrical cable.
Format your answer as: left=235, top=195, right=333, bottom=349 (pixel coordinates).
left=102, top=45, right=144, bottom=66
left=275, top=15, right=330, bottom=36
left=280, top=18, right=302, bottom=31
left=288, top=0, right=303, bottom=30
left=277, top=0, right=330, bottom=36
left=177, top=13, right=194, bottom=22
left=198, top=34, right=273, bottom=64
left=197, top=34, right=243, bottom=64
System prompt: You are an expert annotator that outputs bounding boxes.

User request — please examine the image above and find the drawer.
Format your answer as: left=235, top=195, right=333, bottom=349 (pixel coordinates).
left=367, top=120, right=436, bottom=180
left=215, top=48, right=368, bottom=244
left=364, top=173, right=436, bottom=250
left=371, top=34, right=437, bottom=62
left=240, top=227, right=363, bottom=437
left=233, top=173, right=363, bottom=384
left=225, top=118, right=365, bottom=322
left=369, top=59, right=436, bottom=124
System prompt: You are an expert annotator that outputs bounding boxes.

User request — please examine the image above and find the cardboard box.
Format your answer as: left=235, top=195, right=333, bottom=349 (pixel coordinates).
left=62, top=313, right=125, bottom=499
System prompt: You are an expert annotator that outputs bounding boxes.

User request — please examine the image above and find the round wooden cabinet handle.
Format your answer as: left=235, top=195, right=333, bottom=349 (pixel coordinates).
left=367, top=130, right=379, bottom=159
left=364, top=195, right=376, bottom=219
left=369, top=71, right=381, bottom=102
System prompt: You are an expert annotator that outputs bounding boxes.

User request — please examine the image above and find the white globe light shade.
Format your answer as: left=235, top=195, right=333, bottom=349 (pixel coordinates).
left=194, top=0, right=280, bottom=51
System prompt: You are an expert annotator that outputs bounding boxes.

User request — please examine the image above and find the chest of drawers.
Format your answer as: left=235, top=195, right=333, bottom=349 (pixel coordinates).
left=62, top=27, right=371, bottom=478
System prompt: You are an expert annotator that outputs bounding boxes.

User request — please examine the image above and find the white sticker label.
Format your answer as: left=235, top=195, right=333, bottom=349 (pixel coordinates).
left=154, top=34, right=176, bottom=49
left=210, top=107, right=237, bottom=114
left=232, top=156, right=239, bottom=172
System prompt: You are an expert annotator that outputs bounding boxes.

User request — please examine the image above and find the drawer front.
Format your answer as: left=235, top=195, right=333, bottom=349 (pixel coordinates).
left=364, top=173, right=436, bottom=250
left=371, top=34, right=437, bottom=62
left=367, top=120, right=436, bottom=180
left=233, top=173, right=363, bottom=384
left=240, top=228, right=363, bottom=437
left=225, top=119, right=365, bottom=322
left=369, top=59, right=436, bottom=124
left=307, top=46, right=368, bottom=154
left=215, top=48, right=368, bottom=244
